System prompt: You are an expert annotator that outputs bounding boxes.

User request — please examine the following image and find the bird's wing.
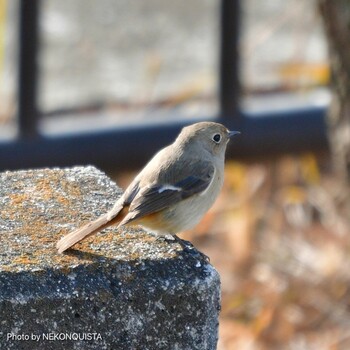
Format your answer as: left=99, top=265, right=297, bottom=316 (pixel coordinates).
left=120, top=160, right=215, bottom=224
left=106, top=177, right=141, bottom=220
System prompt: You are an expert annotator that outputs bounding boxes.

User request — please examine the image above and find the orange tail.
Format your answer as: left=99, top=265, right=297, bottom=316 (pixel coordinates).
left=56, top=205, right=127, bottom=254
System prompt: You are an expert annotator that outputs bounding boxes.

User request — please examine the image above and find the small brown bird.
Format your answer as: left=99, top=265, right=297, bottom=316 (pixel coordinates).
left=56, top=122, right=240, bottom=254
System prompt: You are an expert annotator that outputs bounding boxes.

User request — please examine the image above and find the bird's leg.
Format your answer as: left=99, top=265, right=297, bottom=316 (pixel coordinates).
left=154, top=234, right=175, bottom=243
left=172, top=234, right=194, bottom=249
left=172, top=235, right=210, bottom=262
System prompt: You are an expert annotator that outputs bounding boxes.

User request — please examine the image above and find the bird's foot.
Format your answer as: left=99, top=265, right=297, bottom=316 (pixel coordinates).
left=172, top=235, right=210, bottom=262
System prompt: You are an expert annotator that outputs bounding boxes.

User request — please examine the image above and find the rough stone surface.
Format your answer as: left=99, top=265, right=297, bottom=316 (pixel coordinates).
left=0, top=166, right=220, bottom=350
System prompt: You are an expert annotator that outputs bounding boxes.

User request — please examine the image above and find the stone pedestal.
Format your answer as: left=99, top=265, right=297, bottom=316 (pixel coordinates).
left=0, top=166, right=220, bottom=350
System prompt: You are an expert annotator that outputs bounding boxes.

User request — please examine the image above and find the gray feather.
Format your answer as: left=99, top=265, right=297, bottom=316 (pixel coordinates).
left=119, top=160, right=215, bottom=225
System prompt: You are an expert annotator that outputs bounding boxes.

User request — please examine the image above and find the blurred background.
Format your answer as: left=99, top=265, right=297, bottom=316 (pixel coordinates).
left=2, top=0, right=350, bottom=348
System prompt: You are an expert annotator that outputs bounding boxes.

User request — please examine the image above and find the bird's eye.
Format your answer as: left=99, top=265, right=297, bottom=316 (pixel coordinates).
left=212, top=133, right=221, bottom=143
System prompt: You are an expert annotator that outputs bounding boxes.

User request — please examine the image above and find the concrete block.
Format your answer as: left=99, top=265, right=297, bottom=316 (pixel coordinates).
left=0, top=166, right=220, bottom=349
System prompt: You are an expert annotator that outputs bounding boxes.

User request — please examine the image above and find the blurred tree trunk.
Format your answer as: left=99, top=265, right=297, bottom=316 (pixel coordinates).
left=318, top=0, right=350, bottom=181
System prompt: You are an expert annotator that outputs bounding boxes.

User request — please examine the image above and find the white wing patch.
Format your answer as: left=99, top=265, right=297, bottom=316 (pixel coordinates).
left=199, top=167, right=216, bottom=196
left=158, top=185, right=182, bottom=193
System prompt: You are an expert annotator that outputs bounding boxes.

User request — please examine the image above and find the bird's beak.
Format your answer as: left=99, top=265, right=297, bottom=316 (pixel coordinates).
left=228, top=130, right=241, bottom=138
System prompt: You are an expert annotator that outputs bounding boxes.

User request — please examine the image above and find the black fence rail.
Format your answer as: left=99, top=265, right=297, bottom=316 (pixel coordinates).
left=0, top=0, right=328, bottom=172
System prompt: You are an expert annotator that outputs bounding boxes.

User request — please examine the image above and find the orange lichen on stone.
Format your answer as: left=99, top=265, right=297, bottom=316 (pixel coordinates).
left=12, top=255, right=38, bottom=265
left=9, top=193, right=31, bottom=206
left=0, top=166, right=179, bottom=273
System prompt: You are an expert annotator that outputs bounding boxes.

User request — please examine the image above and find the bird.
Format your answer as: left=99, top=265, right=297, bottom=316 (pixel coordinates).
left=56, top=122, right=240, bottom=254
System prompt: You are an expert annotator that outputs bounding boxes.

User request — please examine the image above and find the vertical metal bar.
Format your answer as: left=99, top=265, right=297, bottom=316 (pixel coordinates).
left=219, top=0, right=240, bottom=120
left=18, top=0, right=40, bottom=138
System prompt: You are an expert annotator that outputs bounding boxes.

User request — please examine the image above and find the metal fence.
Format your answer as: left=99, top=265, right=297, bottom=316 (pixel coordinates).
left=0, top=0, right=328, bottom=171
